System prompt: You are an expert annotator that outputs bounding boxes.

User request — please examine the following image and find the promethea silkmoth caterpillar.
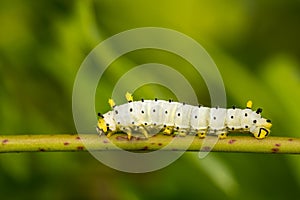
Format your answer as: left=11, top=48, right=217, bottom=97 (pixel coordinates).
left=97, top=92, right=272, bottom=139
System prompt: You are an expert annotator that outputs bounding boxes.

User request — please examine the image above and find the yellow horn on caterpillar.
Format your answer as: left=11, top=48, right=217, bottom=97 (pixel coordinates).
left=125, top=92, right=133, bottom=102
left=246, top=100, right=253, bottom=109
left=108, top=98, right=115, bottom=108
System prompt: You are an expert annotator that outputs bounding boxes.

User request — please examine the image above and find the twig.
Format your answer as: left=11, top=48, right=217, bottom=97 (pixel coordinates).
left=0, top=134, right=299, bottom=154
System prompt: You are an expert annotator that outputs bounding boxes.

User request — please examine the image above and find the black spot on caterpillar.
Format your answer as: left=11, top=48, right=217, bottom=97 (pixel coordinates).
left=97, top=92, right=272, bottom=139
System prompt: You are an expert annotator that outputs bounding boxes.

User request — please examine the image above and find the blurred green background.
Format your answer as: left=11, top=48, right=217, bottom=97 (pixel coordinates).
left=1, top=0, right=300, bottom=199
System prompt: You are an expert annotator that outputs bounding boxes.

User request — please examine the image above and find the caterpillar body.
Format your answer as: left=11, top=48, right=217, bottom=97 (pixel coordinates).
left=97, top=93, right=272, bottom=139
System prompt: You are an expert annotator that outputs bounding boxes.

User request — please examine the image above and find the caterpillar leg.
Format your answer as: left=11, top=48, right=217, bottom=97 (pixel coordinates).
left=163, top=126, right=173, bottom=135
left=177, top=129, right=187, bottom=137
left=127, top=132, right=132, bottom=140
left=120, top=126, right=133, bottom=140
left=96, top=122, right=115, bottom=138
left=121, top=125, right=149, bottom=139
left=136, top=125, right=149, bottom=138
left=145, top=124, right=164, bottom=137
left=218, top=132, right=228, bottom=139
left=96, top=126, right=104, bottom=136
left=173, top=127, right=188, bottom=136
left=106, top=131, right=114, bottom=138
left=197, top=131, right=206, bottom=139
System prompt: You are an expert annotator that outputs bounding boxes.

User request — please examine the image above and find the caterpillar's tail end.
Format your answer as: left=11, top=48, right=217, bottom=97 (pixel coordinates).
left=253, top=127, right=270, bottom=139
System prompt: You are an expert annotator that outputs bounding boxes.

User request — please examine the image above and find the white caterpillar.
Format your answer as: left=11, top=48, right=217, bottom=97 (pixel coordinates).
left=97, top=92, right=272, bottom=139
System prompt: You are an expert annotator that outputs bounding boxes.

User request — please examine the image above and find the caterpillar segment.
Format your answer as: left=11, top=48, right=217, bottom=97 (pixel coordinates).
left=97, top=93, right=272, bottom=140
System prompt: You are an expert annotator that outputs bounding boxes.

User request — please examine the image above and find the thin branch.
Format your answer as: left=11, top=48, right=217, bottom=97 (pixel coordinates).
left=0, top=134, right=300, bottom=154
left=0, top=134, right=299, bottom=154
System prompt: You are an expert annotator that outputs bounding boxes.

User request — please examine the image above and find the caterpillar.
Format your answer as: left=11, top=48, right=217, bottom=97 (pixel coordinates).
left=97, top=92, right=272, bottom=139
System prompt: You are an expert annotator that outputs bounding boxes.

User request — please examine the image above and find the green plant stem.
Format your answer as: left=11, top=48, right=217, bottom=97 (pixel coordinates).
left=0, top=134, right=299, bottom=154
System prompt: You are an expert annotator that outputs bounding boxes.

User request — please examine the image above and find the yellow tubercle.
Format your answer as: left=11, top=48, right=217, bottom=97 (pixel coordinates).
left=125, top=92, right=133, bottom=102
left=218, top=133, right=227, bottom=139
left=127, top=132, right=132, bottom=140
left=163, top=126, right=173, bottom=135
left=97, top=118, right=107, bottom=133
left=197, top=132, right=206, bottom=138
left=108, top=98, right=115, bottom=108
left=246, top=100, right=253, bottom=109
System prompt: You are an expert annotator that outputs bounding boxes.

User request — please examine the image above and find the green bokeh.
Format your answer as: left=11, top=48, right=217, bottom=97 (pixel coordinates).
left=1, top=0, right=300, bottom=199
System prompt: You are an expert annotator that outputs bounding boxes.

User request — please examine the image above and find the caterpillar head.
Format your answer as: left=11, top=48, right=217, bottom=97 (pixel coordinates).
left=97, top=111, right=116, bottom=135
left=251, top=118, right=272, bottom=139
